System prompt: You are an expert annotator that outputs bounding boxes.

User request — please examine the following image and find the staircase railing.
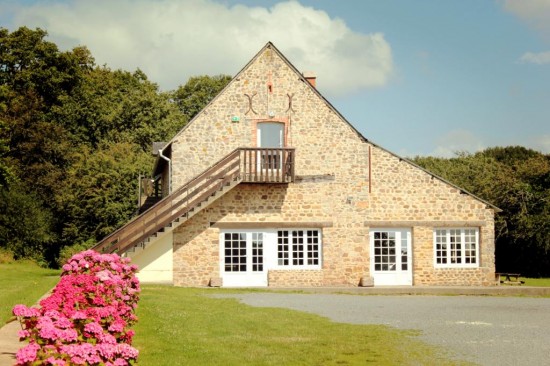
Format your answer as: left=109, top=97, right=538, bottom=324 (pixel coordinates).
left=92, top=148, right=295, bottom=254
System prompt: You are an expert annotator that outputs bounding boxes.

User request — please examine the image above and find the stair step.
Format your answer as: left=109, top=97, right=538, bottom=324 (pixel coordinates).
left=113, top=172, right=243, bottom=257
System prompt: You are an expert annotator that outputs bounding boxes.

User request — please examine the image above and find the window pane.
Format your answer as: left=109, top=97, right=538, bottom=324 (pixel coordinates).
left=252, top=232, right=263, bottom=272
left=277, top=230, right=290, bottom=265
left=224, top=232, right=246, bottom=272
left=434, top=228, right=478, bottom=267
left=277, top=229, right=320, bottom=267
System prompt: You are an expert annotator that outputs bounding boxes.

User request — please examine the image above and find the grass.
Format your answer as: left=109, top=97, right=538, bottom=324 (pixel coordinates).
left=134, top=285, right=470, bottom=365
left=3, top=261, right=548, bottom=365
left=0, top=261, right=60, bottom=323
left=523, top=277, right=550, bottom=287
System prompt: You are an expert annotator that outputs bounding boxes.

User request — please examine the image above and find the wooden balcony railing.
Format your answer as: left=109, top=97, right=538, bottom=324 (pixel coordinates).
left=240, top=148, right=295, bottom=183
left=92, top=148, right=295, bottom=254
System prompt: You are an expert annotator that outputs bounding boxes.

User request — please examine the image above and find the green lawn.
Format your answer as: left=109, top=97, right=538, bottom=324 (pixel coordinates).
left=4, top=262, right=549, bottom=365
left=523, top=277, right=550, bottom=287
left=134, top=285, right=469, bottom=365
left=0, top=261, right=60, bottom=323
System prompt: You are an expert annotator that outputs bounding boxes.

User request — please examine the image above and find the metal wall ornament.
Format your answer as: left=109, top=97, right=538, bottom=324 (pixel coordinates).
left=244, top=92, right=258, bottom=115
left=286, top=93, right=295, bottom=113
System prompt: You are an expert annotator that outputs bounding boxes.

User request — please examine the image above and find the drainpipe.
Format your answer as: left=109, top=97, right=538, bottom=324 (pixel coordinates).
left=158, top=149, right=172, bottom=194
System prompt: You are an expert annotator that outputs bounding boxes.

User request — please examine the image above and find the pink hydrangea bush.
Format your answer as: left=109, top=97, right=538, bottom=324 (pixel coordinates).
left=12, top=250, right=140, bottom=366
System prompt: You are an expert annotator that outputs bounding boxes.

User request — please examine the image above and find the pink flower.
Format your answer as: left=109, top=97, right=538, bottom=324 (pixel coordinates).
left=108, top=320, right=125, bottom=333
left=97, top=343, right=116, bottom=359
left=12, top=304, right=40, bottom=317
left=84, top=322, right=103, bottom=336
left=70, top=356, right=86, bottom=365
left=15, top=249, right=141, bottom=365
left=96, top=270, right=112, bottom=281
left=38, top=325, right=59, bottom=341
left=117, top=343, right=139, bottom=359
left=59, top=328, right=78, bottom=342
left=18, top=329, right=31, bottom=339
left=98, top=332, right=117, bottom=344
left=54, top=316, right=73, bottom=329
left=113, top=358, right=128, bottom=366
left=16, top=343, right=40, bottom=363
left=45, top=356, right=67, bottom=366
left=70, top=311, right=87, bottom=320
left=87, top=353, right=101, bottom=364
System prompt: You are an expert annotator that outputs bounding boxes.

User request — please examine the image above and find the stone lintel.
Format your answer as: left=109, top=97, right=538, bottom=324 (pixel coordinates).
left=364, top=220, right=486, bottom=228
left=210, top=221, right=333, bottom=229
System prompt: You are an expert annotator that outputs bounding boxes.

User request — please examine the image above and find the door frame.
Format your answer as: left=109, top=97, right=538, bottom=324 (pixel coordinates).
left=369, top=228, right=413, bottom=286
left=219, top=230, right=269, bottom=287
left=256, top=122, right=285, bottom=171
left=256, top=121, right=285, bottom=148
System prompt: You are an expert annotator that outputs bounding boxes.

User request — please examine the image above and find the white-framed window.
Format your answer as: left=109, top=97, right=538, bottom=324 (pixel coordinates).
left=434, top=228, right=479, bottom=268
left=277, top=230, right=321, bottom=269
left=220, top=229, right=322, bottom=277
left=222, top=231, right=264, bottom=273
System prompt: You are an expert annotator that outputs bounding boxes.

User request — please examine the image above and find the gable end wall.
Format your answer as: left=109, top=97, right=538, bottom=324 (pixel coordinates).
left=167, top=45, right=495, bottom=287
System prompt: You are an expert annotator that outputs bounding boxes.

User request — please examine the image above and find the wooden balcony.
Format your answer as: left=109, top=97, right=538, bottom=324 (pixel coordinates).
left=240, top=148, right=295, bottom=183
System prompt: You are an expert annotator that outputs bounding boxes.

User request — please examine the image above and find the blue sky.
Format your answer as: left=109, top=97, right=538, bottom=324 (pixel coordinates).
left=2, top=0, right=549, bottom=157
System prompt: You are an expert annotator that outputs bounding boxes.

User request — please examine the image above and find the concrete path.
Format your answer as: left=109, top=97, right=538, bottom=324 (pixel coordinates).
left=0, top=319, right=21, bottom=366
left=0, top=289, right=53, bottom=366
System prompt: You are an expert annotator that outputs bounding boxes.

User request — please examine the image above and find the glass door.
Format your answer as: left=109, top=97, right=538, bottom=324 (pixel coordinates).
left=369, top=229, right=412, bottom=285
left=221, top=231, right=267, bottom=287
left=257, top=122, right=284, bottom=170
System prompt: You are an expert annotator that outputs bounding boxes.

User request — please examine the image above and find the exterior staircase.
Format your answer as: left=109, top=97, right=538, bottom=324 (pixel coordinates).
left=138, top=196, right=162, bottom=214
left=92, top=148, right=295, bottom=256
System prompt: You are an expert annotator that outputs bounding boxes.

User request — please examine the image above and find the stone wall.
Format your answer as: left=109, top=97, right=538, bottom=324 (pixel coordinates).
left=169, top=44, right=496, bottom=287
left=268, top=270, right=324, bottom=287
left=367, top=147, right=496, bottom=286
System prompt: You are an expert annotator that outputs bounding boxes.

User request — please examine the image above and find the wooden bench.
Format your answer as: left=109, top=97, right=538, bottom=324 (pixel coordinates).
left=495, top=273, right=525, bottom=286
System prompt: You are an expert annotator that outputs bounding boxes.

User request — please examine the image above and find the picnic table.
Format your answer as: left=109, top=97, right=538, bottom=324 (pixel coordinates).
left=495, top=272, right=525, bottom=285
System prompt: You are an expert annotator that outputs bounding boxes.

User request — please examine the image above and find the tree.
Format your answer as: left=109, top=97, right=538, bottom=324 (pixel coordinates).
left=0, top=119, right=14, bottom=188
left=172, top=74, right=231, bottom=121
left=0, top=28, right=257, bottom=268
left=52, top=67, right=185, bottom=150
left=0, top=185, right=53, bottom=262
left=58, top=143, right=152, bottom=246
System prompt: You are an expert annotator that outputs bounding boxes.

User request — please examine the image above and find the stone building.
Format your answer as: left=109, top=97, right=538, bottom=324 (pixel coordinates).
left=94, top=42, right=497, bottom=287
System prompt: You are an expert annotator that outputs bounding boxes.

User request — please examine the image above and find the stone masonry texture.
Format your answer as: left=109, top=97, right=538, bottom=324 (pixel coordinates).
left=167, top=44, right=495, bottom=287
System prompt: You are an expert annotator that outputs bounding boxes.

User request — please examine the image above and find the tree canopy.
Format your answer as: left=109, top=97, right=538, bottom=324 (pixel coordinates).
left=0, top=27, right=230, bottom=265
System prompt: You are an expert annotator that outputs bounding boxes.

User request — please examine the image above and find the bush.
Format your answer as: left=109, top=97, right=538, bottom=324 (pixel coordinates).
left=12, top=250, right=140, bottom=365
left=56, top=242, right=92, bottom=268
left=0, top=248, right=14, bottom=263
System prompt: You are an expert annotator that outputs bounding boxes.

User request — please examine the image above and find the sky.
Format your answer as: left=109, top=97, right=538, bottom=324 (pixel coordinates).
left=1, top=0, right=549, bottom=157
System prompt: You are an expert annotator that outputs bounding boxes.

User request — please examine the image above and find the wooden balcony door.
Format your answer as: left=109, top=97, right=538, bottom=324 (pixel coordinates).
left=257, top=122, right=284, bottom=170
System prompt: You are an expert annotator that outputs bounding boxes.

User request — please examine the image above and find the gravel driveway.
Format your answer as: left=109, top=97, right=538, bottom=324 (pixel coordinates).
left=215, top=293, right=550, bottom=366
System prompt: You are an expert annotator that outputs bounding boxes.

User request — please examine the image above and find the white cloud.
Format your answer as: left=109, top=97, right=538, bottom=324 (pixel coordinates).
left=502, top=1, right=550, bottom=63
left=502, top=0, right=550, bottom=39
left=519, top=50, right=550, bottom=64
left=7, top=0, right=393, bottom=95
left=430, top=130, right=485, bottom=158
